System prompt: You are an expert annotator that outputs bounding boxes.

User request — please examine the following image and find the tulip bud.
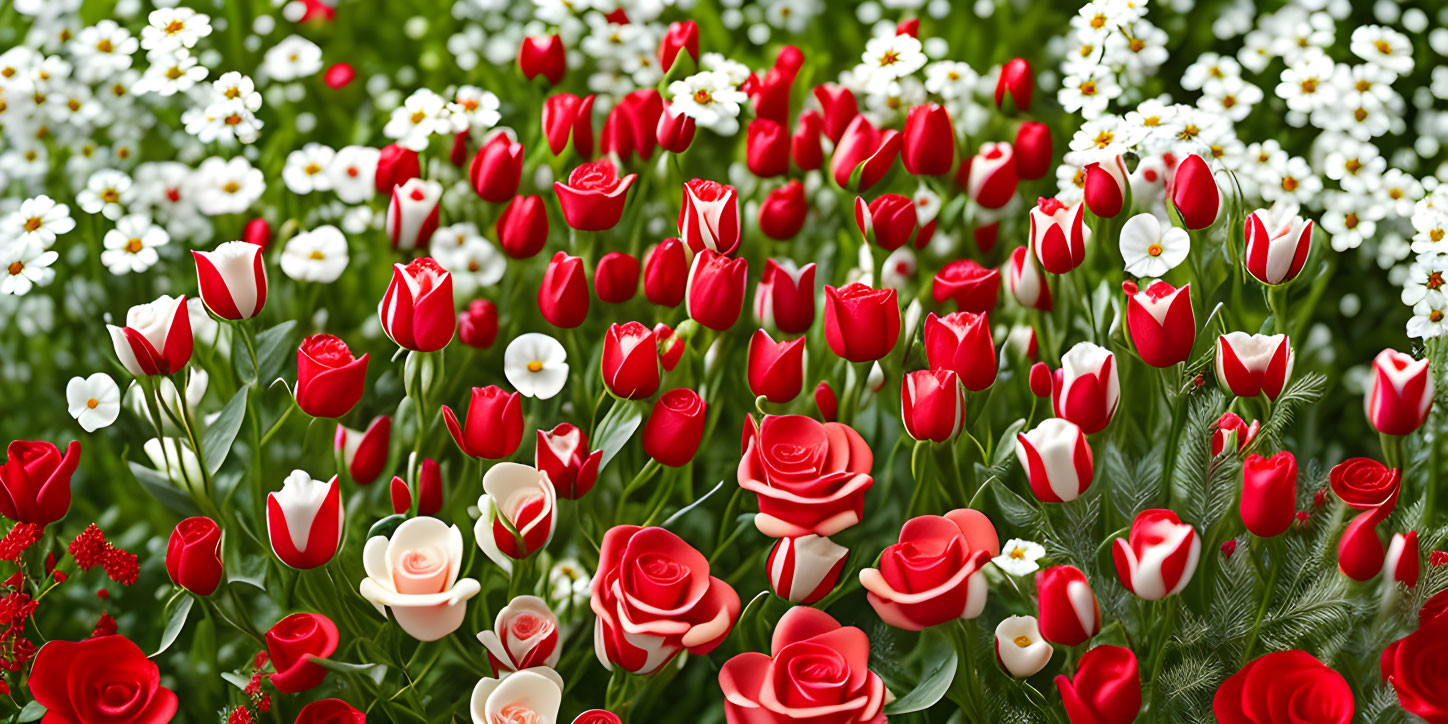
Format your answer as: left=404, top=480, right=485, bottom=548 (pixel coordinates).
left=791, top=111, right=824, bottom=171
left=538, top=252, right=591, bottom=329
left=814, top=382, right=838, bottom=421
left=468, top=133, right=524, bottom=203
left=855, top=194, right=925, bottom=252
left=748, top=329, right=806, bottom=404
left=1016, top=418, right=1093, bottom=503
left=601, top=322, right=661, bottom=400
left=766, top=535, right=848, bottom=604
left=1083, top=156, right=1128, bottom=218
left=754, top=259, right=816, bottom=334
left=380, top=257, right=455, bottom=352
left=518, top=34, right=566, bottom=84
left=1123, top=280, right=1196, bottom=368
left=961, top=142, right=1019, bottom=210
left=458, top=299, right=499, bottom=350
left=1385, top=531, right=1420, bottom=588
left=643, top=388, right=706, bottom=467
left=536, top=423, right=601, bottom=500
left=1338, top=509, right=1385, bottom=581
left=1006, top=246, right=1052, bottom=311
left=166, top=516, right=223, bottom=596
left=812, top=84, right=858, bottom=143
left=1030, top=197, right=1087, bottom=274
left=830, top=116, right=901, bottom=192
left=1013, top=122, right=1052, bottom=180
left=746, top=119, right=790, bottom=178
left=994, top=616, right=1053, bottom=678
left=386, top=178, right=442, bottom=251
left=267, top=471, right=343, bottom=570
left=1241, top=451, right=1297, bottom=537
left=555, top=160, right=637, bottom=232
left=658, top=20, right=699, bottom=73
left=1112, top=509, right=1200, bottom=600
left=594, top=252, right=640, bottom=304
left=931, top=259, right=1000, bottom=314
left=477, top=463, right=557, bottom=564
left=1211, top=412, right=1259, bottom=457
left=902, top=104, right=954, bottom=176
left=923, top=312, right=996, bottom=392
left=643, top=238, right=688, bottom=307
left=193, top=241, right=267, bottom=321
left=417, top=458, right=442, bottom=515
left=901, top=369, right=966, bottom=443
left=747, top=51, right=799, bottom=125
left=994, top=57, right=1033, bottom=111
left=442, top=386, right=525, bottom=460
left=295, top=334, right=368, bottom=419
left=656, top=103, right=696, bottom=154
left=1215, top=332, right=1294, bottom=400
left=542, top=93, right=596, bottom=157
left=1171, top=154, right=1220, bottom=230
left=1028, top=361, right=1054, bottom=397
left=758, top=181, right=808, bottom=241
left=477, top=596, right=562, bottom=674
left=1243, top=206, right=1313, bottom=285
left=242, top=217, right=272, bottom=249
left=375, top=143, right=420, bottom=194
left=678, top=179, right=741, bottom=254
left=108, top=295, right=194, bottom=377
left=1365, top=349, right=1434, bottom=436
left=496, top=195, right=549, bottom=260
left=1056, top=646, right=1141, bottom=724
left=686, top=249, right=748, bottom=331
left=322, top=62, right=354, bottom=89
left=1049, top=342, right=1120, bottom=434
left=600, top=89, right=663, bottom=161
left=1035, top=565, right=1099, bottom=646
left=823, top=283, right=900, bottom=363
left=334, top=416, right=391, bottom=485
left=390, top=476, right=413, bottom=515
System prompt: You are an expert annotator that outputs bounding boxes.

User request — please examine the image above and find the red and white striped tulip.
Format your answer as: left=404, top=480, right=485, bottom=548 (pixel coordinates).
left=765, top=535, right=849, bottom=604
left=1215, top=332, right=1293, bottom=400
left=1035, top=565, right=1100, bottom=646
left=1123, top=280, right=1196, bottom=368
left=1244, top=206, right=1314, bottom=285
left=1364, top=349, right=1434, bottom=436
left=1030, top=197, right=1087, bottom=274
left=1015, top=418, right=1093, bottom=503
left=267, top=470, right=344, bottom=570
left=1048, top=342, right=1120, bottom=435
left=477, top=595, right=561, bottom=674
left=386, top=178, right=442, bottom=251
left=193, top=242, right=267, bottom=320
left=107, top=295, right=193, bottom=377
left=1112, top=509, right=1200, bottom=600
left=1006, top=246, right=1052, bottom=310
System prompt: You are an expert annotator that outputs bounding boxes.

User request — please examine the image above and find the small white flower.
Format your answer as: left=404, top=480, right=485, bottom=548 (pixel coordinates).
left=503, top=333, right=569, bottom=400
left=210, top=71, right=262, bottom=112
left=66, top=372, right=121, bottom=432
left=924, top=60, right=978, bottom=99
left=994, top=615, right=1053, bottom=678
left=1058, top=66, right=1120, bottom=118
left=1350, top=25, right=1413, bottom=75
left=328, top=145, right=380, bottom=204
left=1407, top=300, right=1448, bottom=339
left=0, top=240, right=59, bottom=296
left=263, top=35, right=323, bottom=81
left=183, top=98, right=264, bottom=144
left=194, top=156, right=265, bottom=216
left=3, top=195, right=75, bottom=247
left=992, top=538, right=1046, bottom=576
left=100, top=215, right=169, bottom=274
left=283, top=143, right=337, bottom=194
left=861, top=33, right=926, bottom=86
left=384, top=88, right=467, bottom=152
left=77, top=169, right=133, bottom=220
left=1401, top=255, right=1448, bottom=308
left=280, top=225, right=349, bottom=283
left=452, top=85, right=501, bottom=130
left=140, top=7, right=211, bottom=52
left=1120, top=213, right=1190, bottom=278
left=70, top=21, right=137, bottom=82
left=700, top=53, right=752, bottom=86
left=667, top=71, right=749, bottom=135
left=134, top=49, right=208, bottom=96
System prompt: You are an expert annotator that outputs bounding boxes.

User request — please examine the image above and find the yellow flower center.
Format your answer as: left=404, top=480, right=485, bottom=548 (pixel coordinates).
left=23, top=217, right=42, bottom=232
left=693, top=89, right=712, bottom=105
left=1147, top=243, right=1163, bottom=257
left=1013, top=635, right=1033, bottom=648
left=6, top=261, right=22, bottom=275
left=309, top=250, right=326, bottom=260
left=527, top=361, right=544, bottom=372
left=86, top=398, right=99, bottom=409
left=125, top=238, right=143, bottom=253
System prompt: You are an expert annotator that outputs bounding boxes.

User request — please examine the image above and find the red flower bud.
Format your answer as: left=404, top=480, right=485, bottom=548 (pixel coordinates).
left=496, top=195, right=550, bottom=260
left=746, top=119, right=790, bottom=178
left=166, top=516, right=223, bottom=596
left=1365, top=348, right=1434, bottom=436
left=901, top=369, right=966, bottom=443
left=830, top=116, right=900, bottom=191
left=536, top=423, right=602, bottom=499
left=790, top=111, right=825, bottom=171
left=931, top=259, right=1000, bottom=313
left=458, top=299, right=499, bottom=350
left=600, top=89, right=663, bottom=161
left=814, top=382, right=838, bottom=421
left=924, top=312, right=996, bottom=391
left=854, top=193, right=922, bottom=252
left=643, top=389, right=706, bottom=467
left=538, top=252, right=591, bottom=329
left=654, top=323, right=686, bottom=371
left=379, top=257, right=455, bottom=352
left=519, top=34, right=566, bottom=84
left=468, top=132, right=523, bottom=203
left=542, top=93, right=596, bottom=158
left=902, top=104, right=954, bottom=176
left=1241, top=451, right=1297, bottom=537
left=442, top=386, right=524, bottom=460
left=1083, top=156, right=1128, bottom=218
left=242, top=217, right=272, bottom=249
left=758, top=180, right=808, bottom=241
left=1124, top=280, right=1196, bottom=368
left=658, top=20, right=699, bottom=73
left=656, top=104, right=696, bottom=153
left=334, top=416, right=390, bottom=485
left=754, top=258, right=816, bottom=334
left=1013, top=122, right=1052, bottom=180
left=812, top=84, right=858, bottom=143
left=322, top=62, right=354, bottom=89
left=678, top=178, right=741, bottom=254
left=643, top=238, right=688, bottom=307
left=824, top=283, right=900, bottom=362
left=686, top=249, right=748, bottom=331
left=961, top=142, right=1018, bottom=210
left=748, top=329, right=806, bottom=404
left=1170, top=154, right=1221, bottom=230
left=1035, top=565, right=1099, bottom=646
left=555, top=160, right=636, bottom=231
left=295, top=334, right=369, bottom=419
left=994, top=57, right=1033, bottom=111
left=601, top=322, right=661, bottom=399
left=375, top=143, right=420, bottom=194
left=594, top=252, right=640, bottom=304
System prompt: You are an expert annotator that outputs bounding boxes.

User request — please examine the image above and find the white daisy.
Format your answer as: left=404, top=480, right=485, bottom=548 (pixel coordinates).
left=2, top=195, right=75, bottom=247
left=1407, top=300, right=1448, bottom=339
left=100, top=215, right=169, bottom=274
left=383, top=88, right=466, bottom=151
left=503, top=333, right=569, bottom=400
left=282, top=143, right=336, bottom=194
left=0, top=240, right=59, bottom=296
left=194, top=156, right=265, bottom=216
left=66, top=372, right=121, bottom=432
left=280, top=225, right=349, bottom=283
left=328, top=145, right=380, bottom=204
left=452, top=85, right=501, bottom=130
left=70, top=21, right=137, bottom=82
left=1120, top=212, right=1190, bottom=278
left=262, top=35, right=323, bottom=81
left=139, top=7, right=211, bottom=52
left=992, top=538, right=1047, bottom=576
left=923, top=60, right=978, bottom=100
left=861, top=33, right=927, bottom=87
left=134, top=48, right=208, bottom=96
left=1350, top=25, right=1413, bottom=76
left=77, top=169, right=133, bottom=220
left=667, top=71, right=749, bottom=135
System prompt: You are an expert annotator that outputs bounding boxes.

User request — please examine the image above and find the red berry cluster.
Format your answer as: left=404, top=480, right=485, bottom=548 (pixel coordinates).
left=67, top=524, right=140, bottom=586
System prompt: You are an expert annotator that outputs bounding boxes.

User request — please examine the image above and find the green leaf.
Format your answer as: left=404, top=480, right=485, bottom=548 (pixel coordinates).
left=885, top=630, right=958, bottom=715
left=237, top=320, right=298, bottom=383
left=661, top=480, right=727, bottom=529
left=368, top=514, right=407, bottom=540
left=127, top=460, right=200, bottom=516
left=152, top=594, right=194, bottom=657
left=16, top=701, right=45, bottom=722
left=201, top=389, right=248, bottom=475
left=596, top=400, right=645, bottom=472
left=220, top=672, right=252, bottom=691
left=313, top=657, right=383, bottom=676
left=992, top=418, right=1028, bottom=468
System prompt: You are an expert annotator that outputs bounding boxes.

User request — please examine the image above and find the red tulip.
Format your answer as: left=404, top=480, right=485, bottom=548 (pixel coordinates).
left=902, top=103, right=954, bottom=176
left=1014, top=121, right=1052, bottom=180
left=380, top=257, right=455, bottom=352
left=656, top=104, right=696, bottom=153
left=686, top=249, right=747, bottom=330
left=754, top=258, right=816, bottom=334
left=811, top=84, right=858, bottom=143
left=758, top=180, right=808, bottom=240
left=924, top=311, right=996, bottom=392
left=1244, top=205, right=1313, bottom=284
left=267, top=472, right=343, bottom=570
left=1338, top=508, right=1386, bottom=581
left=642, top=389, right=706, bottom=467
left=1215, top=332, right=1293, bottom=400
left=932, top=259, right=1000, bottom=313
left=855, top=193, right=928, bottom=251
left=643, top=238, right=688, bottom=307
left=678, top=178, right=740, bottom=254
left=658, top=20, right=699, bottom=73
left=295, top=334, right=369, bottom=418
left=831, top=116, right=900, bottom=191
left=1015, top=418, right=1093, bottom=503
left=334, top=416, right=391, bottom=485
left=594, top=252, right=640, bottom=304
left=1083, top=156, right=1128, bottom=218
left=901, top=369, right=965, bottom=443
left=994, top=57, right=1034, bottom=111
left=242, top=217, right=271, bottom=249
left=542, top=93, right=596, bottom=157
left=166, top=516, right=223, bottom=596
left=961, top=142, right=1019, bottom=209
left=375, top=143, right=420, bottom=194
left=600, top=89, right=663, bottom=161
left=106, top=294, right=193, bottom=376
left=518, top=34, right=565, bottom=84
left=1056, top=646, right=1140, bottom=724
left=1171, top=153, right=1221, bottom=230
left=497, top=194, right=550, bottom=260
left=1386, top=530, right=1420, bottom=587
left=536, top=423, right=602, bottom=499
left=1241, top=451, right=1297, bottom=537
left=653, top=323, right=686, bottom=371
left=1365, top=348, right=1434, bottom=436
left=193, top=242, right=267, bottom=320
left=814, top=383, right=838, bottom=422
left=442, top=386, right=524, bottom=460
left=1048, top=342, right=1120, bottom=434
left=747, top=329, right=805, bottom=404
left=746, top=119, right=790, bottom=178
left=458, top=299, right=499, bottom=349
left=538, top=252, right=590, bottom=329
left=1123, top=280, right=1196, bottom=368
left=0, top=440, right=78, bottom=526
left=1006, top=245, right=1052, bottom=310
left=824, top=283, right=900, bottom=362
left=1035, top=565, right=1099, bottom=645
left=601, top=322, right=660, bottom=399
left=555, top=160, right=636, bottom=231
left=1112, top=509, right=1200, bottom=600
left=1030, top=197, right=1087, bottom=274
left=765, top=536, right=848, bottom=605
left=468, top=132, right=523, bottom=203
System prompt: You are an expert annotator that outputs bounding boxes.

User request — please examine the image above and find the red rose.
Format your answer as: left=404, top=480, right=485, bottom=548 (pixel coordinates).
left=860, top=509, right=998, bottom=630
left=642, top=388, right=706, bottom=467
left=1382, top=613, right=1448, bottom=721
left=718, top=606, right=886, bottom=723
left=29, top=635, right=178, bottom=723
left=0, top=439, right=80, bottom=526
left=295, top=334, right=369, bottom=419
left=590, top=526, right=740, bottom=674
left=165, top=516, right=223, bottom=596
left=295, top=699, right=366, bottom=724
left=1214, top=650, right=1354, bottom=723
left=266, top=612, right=340, bottom=693
left=1055, top=645, right=1140, bottom=724
left=554, top=160, right=637, bottom=231
left=738, top=414, right=874, bottom=539
left=1329, top=457, right=1401, bottom=513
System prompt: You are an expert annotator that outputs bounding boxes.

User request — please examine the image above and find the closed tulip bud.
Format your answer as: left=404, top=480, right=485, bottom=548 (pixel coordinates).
left=1365, top=349, right=1434, bottom=436
left=1211, top=412, right=1259, bottom=457
left=1029, top=361, right=1053, bottom=397
left=1385, top=531, right=1420, bottom=587
left=322, top=61, right=354, bottom=89
left=745, top=119, right=790, bottom=178
left=390, top=476, right=412, bottom=516
left=1083, top=156, right=1128, bottom=218
left=267, top=471, right=343, bottom=570
left=535, top=423, right=602, bottom=500
left=538, top=252, right=591, bottom=329
left=295, top=334, right=368, bottom=418
left=1049, top=342, right=1120, bottom=434
left=1056, top=646, right=1141, bottom=724
left=1243, top=205, right=1313, bottom=285
left=924, top=312, right=996, bottom=391
left=593, top=252, right=640, bottom=304
left=812, top=84, right=859, bottom=143
left=193, top=241, right=267, bottom=320
left=901, top=369, right=965, bottom=443
left=1035, top=565, right=1099, bottom=646
left=758, top=181, right=808, bottom=241
left=555, top=160, right=636, bottom=231
left=601, top=322, right=661, bottom=400
left=791, top=111, right=825, bottom=171
left=814, top=382, right=838, bottom=421
left=1123, top=280, right=1196, bottom=368
left=518, top=34, right=565, bottom=84
left=478, top=596, right=562, bottom=674
left=1013, top=122, right=1052, bottom=180
left=931, top=259, right=1000, bottom=314
left=678, top=178, right=741, bottom=254
left=1241, top=451, right=1297, bottom=537
left=108, top=294, right=193, bottom=377
left=855, top=194, right=921, bottom=252
left=542, top=93, right=596, bottom=157
left=1215, top=332, right=1294, bottom=400
left=1006, top=246, right=1052, bottom=311
left=386, top=178, right=442, bottom=251
left=995, top=616, right=1053, bottom=678
left=1170, top=153, right=1220, bottom=230
left=961, top=142, right=1019, bottom=210
left=643, top=388, right=706, bottom=467
left=600, top=89, right=662, bottom=161
left=1030, top=197, right=1087, bottom=274
left=1338, top=509, right=1385, bottom=581
left=658, top=20, right=699, bottom=73
left=0, top=440, right=79, bottom=526
left=442, top=386, right=524, bottom=460
left=643, top=238, right=688, bottom=307
left=477, top=463, right=557, bottom=568
left=417, top=458, right=442, bottom=515
left=334, top=416, right=391, bottom=485
left=1016, top=418, right=1093, bottom=503
left=824, top=283, right=900, bottom=362
left=748, top=329, right=806, bottom=403
left=1113, top=508, right=1200, bottom=600
left=747, top=56, right=799, bottom=125
left=468, top=133, right=524, bottom=203
left=831, top=116, right=901, bottom=191
left=655, top=103, right=696, bottom=153
left=895, top=18, right=919, bottom=36
left=766, top=535, right=848, bottom=604
left=166, top=516, right=223, bottom=596
left=242, top=217, right=272, bottom=249
left=902, top=104, right=955, bottom=176
left=496, top=195, right=549, bottom=260
left=375, top=143, right=420, bottom=194
left=458, top=299, right=499, bottom=350
left=380, top=257, right=455, bottom=352
left=994, top=57, right=1033, bottom=111
left=686, top=249, right=747, bottom=331
left=754, top=259, right=816, bottom=334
